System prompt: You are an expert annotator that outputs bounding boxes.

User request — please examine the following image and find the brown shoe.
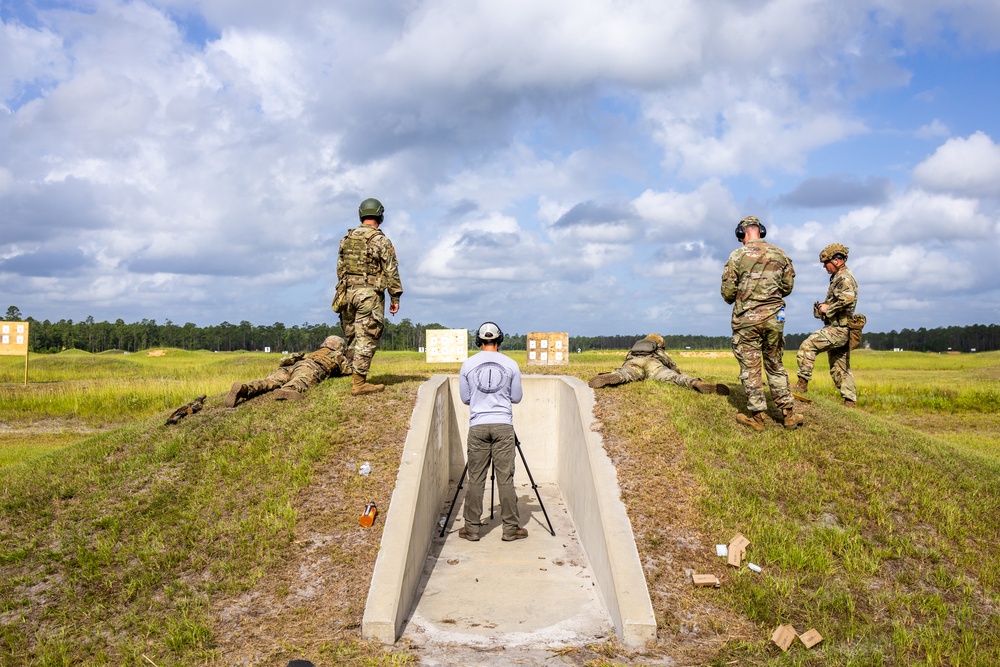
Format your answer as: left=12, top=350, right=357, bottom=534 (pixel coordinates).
left=844, top=400, right=857, bottom=408
left=502, top=527, right=528, bottom=541
left=736, top=412, right=765, bottom=431
left=588, top=372, right=623, bottom=389
left=274, top=388, right=304, bottom=401
left=351, top=373, right=385, bottom=396
left=793, top=378, right=809, bottom=394
left=458, top=527, right=480, bottom=542
left=224, top=382, right=248, bottom=408
left=782, top=408, right=805, bottom=430
left=692, top=380, right=716, bottom=394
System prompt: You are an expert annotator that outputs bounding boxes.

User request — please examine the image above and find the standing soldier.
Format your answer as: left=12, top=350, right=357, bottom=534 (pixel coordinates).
left=793, top=243, right=858, bottom=407
left=588, top=333, right=730, bottom=395
left=332, top=197, right=404, bottom=396
left=721, top=216, right=804, bottom=431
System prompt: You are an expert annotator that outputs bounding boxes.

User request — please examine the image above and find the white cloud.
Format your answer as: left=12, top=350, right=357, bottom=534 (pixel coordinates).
left=912, top=132, right=1000, bottom=198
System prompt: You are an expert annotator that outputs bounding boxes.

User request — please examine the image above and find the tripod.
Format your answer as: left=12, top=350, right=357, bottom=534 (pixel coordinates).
left=439, top=433, right=555, bottom=538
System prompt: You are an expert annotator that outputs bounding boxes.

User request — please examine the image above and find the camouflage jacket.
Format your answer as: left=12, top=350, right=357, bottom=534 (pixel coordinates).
left=721, top=240, right=795, bottom=331
left=625, top=347, right=680, bottom=373
left=336, top=224, right=404, bottom=305
left=301, top=346, right=350, bottom=376
left=821, top=265, right=858, bottom=327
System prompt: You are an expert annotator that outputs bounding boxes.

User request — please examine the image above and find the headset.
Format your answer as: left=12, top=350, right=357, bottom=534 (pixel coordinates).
left=734, top=221, right=767, bottom=241
left=475, top=321, right=504, bottom=347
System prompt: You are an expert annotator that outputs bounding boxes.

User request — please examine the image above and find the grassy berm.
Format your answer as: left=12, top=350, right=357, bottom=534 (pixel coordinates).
left=1, top=349, right=999, bottom=666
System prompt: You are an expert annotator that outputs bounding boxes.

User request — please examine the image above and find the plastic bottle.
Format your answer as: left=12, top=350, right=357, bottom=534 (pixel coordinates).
left=359, top=502, right=377, bottom=527
left=359, top=461, right=371, bottom=476
left=776, top=307, right=785, bottom=323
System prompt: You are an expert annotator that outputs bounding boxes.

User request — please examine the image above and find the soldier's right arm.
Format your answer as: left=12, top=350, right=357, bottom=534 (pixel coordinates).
left=721, top=258, right=738, bottom=304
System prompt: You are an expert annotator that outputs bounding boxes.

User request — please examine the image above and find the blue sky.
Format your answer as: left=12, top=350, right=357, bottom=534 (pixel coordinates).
left=1, top=0, right=999, bottom=337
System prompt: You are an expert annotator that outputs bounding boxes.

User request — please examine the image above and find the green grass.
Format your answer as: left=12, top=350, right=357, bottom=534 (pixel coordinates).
left=1, top=348, right=999, bottom=665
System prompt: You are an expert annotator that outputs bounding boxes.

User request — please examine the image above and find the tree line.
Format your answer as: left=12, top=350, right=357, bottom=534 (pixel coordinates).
left=4, top=306, right=998, bottom=354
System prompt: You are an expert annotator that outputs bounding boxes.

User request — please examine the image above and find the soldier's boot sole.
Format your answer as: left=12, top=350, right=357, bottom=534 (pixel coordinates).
left=274, top=389, right=304, bottom=401
left=736, top=413, right=765, bottom=431
left=588, top=373, right=624, bottom=389
left=224, top=382, right=248, bottom=408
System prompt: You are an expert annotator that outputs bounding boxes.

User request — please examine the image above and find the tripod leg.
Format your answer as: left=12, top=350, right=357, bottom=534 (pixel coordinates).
left=489, top=453, right=495, bottom=520
left=514, top=435, right=555, bottom=536
left=439, top=463, right=469, bottom=538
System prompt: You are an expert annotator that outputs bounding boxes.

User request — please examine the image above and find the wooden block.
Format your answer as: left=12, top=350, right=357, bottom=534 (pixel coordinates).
left=799, top=628, right=823, bottom=648
left=770, top=624, right=797, bottom=652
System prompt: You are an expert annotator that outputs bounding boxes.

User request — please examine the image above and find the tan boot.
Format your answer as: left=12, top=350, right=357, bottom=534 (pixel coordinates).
left=588, top=372, right=624, bottom=389
left=224, top=382, right=249, bottom=408
left=351, top=373, right=385, bottom=396
left=736, top=412, right=765, bottom=431
left=782, top=407, right=805, bottom=430
left=844, top=399, right=856, bottom=408
left=793, top=378, right=809, bottom=394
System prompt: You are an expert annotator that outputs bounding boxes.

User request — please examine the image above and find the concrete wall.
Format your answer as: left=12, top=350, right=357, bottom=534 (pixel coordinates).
left=361, top=374, right=656, bottom=645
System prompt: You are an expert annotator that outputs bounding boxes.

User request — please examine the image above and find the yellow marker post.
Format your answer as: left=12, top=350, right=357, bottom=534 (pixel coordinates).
left=0, top=321, right=30, bottom=385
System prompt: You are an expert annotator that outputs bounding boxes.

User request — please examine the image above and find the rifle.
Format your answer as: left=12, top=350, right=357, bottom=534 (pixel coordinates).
left=166, top=395, right=207, bottom=425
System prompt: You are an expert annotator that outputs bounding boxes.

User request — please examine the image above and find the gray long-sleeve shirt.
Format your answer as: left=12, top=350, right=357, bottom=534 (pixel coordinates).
left=459, top=351, right=522, bottom=426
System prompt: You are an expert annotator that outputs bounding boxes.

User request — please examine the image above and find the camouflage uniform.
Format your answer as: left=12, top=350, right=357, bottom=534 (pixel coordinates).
left=225, top=337, right=350, bottom=406
left=598, top=341, right=699, bottom=388
left=336, top=224, right=403, bottom=376
left=721, top=239, right=797, bottom=415
left=796, top=265, right=858, bottom=402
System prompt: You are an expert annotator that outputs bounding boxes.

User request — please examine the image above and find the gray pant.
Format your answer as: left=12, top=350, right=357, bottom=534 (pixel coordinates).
left=463, top=423, right=520, bottom=534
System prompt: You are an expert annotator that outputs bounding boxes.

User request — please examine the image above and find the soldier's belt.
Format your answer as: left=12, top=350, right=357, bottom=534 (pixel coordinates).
left=343, top=274, right=380, bottom=287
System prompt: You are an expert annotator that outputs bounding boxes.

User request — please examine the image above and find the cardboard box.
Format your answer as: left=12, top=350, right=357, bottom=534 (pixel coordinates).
left=799, top=628, right=823, bottom=648
left=727, top=533, right=750, bottom=567
left=770, top=624, right=797, bottom=652
left=691, top=573, right=720, bottom=588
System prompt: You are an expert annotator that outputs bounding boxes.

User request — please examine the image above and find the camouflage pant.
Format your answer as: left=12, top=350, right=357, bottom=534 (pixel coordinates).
left=613, top=356, right=698, bottom=389
left=246, top=359, right=336, bottom=396
left=732, top=319, right=795, bottom=414
left=246, top=367, right=293, bottom=396
left=796, top=326, right=856, bottom=401
left=339, top=286, right=385, bottom=376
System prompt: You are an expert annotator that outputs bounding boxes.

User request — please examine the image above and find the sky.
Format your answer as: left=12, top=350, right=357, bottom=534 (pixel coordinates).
left=2, top=0, right=999, bottom=337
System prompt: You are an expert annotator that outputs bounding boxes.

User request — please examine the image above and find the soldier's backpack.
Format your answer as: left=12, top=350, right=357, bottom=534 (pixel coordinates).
left=847, top=314, right=866, bottom=350
left=629, top=338, right=658, bottom=355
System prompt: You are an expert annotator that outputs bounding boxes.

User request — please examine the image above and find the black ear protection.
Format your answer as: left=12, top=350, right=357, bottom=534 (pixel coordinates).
left=475, top=321, right=504, bottom=347
left=735, top=222, right=767, bottom=241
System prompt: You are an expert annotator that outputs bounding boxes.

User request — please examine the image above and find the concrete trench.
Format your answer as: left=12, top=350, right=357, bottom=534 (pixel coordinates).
left=361, top=374, right=656, bottom=649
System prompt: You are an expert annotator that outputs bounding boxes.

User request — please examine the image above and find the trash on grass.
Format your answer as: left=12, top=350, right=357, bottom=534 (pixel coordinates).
left=691, top=573, right=721, bottom=588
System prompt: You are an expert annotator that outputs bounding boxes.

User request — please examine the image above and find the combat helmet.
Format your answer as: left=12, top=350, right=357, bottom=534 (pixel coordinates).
left=644, top=333, right=665, bottom=349
left=819, top=243, right=849, bottom=263
left=358, top=198, right=385, bottom=223
left=321, top=335, right=345, bottom=351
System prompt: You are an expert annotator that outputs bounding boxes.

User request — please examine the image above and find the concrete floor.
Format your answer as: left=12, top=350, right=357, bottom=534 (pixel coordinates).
left=400, top=481, right=614, bottom=650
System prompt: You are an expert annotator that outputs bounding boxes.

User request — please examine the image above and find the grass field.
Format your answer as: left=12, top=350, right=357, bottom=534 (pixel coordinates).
left=1, top=348, right=998, bottom=665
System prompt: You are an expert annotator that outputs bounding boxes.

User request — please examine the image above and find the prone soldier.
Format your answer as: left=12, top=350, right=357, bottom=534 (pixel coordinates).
left=224, top=336, right=350, bottom=407
left=588, top=333, right=730, bottom=395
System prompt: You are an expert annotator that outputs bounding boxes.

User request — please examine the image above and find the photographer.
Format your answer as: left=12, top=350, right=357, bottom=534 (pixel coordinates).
left=457, top=322, right=527, bottom=542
